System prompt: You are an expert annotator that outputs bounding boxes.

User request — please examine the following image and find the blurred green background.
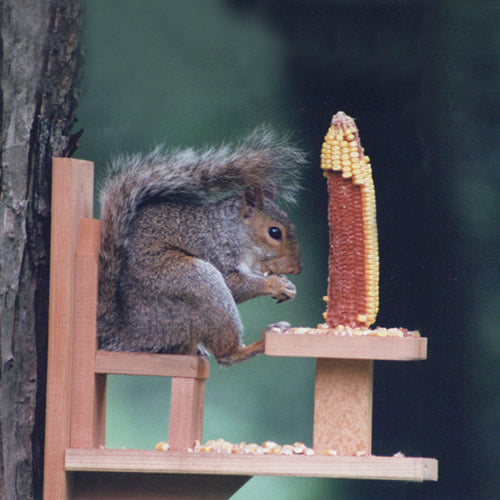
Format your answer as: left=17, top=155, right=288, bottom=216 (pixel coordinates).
left=76, top=0, right=498, bottom=498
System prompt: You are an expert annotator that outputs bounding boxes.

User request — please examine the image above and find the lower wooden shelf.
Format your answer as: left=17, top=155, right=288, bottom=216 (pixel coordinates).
left=65, top=448, right=438, bottom=482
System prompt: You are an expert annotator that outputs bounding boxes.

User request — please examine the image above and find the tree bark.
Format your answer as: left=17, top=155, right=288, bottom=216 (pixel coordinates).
left=0, top=1, right=82, bottom=498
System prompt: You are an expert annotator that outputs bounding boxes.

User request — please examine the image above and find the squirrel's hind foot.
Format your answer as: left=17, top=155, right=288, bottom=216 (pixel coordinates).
left=216, top=339, right=265, bottom=367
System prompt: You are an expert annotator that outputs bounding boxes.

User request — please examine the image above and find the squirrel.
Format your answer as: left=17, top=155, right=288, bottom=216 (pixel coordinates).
left=97, top=128, right=305, bottom=366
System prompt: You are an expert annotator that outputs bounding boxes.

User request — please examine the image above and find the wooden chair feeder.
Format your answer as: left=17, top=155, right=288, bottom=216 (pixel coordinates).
left=43, top=113, right=437, bottom=499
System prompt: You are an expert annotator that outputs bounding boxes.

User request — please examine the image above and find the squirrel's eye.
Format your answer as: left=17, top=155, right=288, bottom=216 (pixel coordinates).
left=268, top=226, right=282, bottom=240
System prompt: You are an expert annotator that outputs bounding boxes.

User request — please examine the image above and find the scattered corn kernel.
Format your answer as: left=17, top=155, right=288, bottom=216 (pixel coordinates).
left=324, top=449, right=338, bottom=456
left=155, top=441, right=169, bottom=451
left=281, top=326, right=420, bottom=338
left=155, top=439, right=322, bottom=456
left=155, top=438, right=382, bottom=458
left=263, top=440, right=278, bottom=449
left=392, top=451, right=406, bottom=457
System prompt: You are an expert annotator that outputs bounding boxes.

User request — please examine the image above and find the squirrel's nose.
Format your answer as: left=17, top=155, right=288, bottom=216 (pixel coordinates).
left=281, top=257, right=302, bottom=275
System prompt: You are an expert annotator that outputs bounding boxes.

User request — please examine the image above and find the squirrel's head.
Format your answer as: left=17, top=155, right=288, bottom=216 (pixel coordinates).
left=241, top=186, right=302, bottom=276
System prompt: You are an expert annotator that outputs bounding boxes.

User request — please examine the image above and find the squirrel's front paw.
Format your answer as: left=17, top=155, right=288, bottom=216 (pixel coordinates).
left=266, top=275, right=296, bottom=303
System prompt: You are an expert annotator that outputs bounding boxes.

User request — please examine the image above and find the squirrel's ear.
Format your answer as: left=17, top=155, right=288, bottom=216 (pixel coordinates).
left=241, top=186, right=264, bottom=218
left=263, top=182, right=277, bottom=201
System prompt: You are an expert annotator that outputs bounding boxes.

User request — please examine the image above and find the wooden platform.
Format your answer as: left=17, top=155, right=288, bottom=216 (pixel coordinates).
left=66, top=448, right=438, bottom=482
left=265, top=330, right=427, bottom=360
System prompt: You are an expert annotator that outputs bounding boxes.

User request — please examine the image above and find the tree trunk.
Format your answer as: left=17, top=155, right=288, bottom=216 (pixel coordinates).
left=0, top=1, right=82, bottom=498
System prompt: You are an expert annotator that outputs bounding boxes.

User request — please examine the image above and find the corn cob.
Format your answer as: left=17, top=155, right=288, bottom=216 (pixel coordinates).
left=321, top=111, right=379, bottom=328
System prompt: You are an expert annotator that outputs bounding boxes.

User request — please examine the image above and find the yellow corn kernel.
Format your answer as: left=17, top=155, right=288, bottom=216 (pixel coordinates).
left=324, top=449, right=338, bottom=456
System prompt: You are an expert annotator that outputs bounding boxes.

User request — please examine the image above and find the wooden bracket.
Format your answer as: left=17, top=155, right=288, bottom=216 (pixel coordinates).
left=266, top=330, right=429, bottom=456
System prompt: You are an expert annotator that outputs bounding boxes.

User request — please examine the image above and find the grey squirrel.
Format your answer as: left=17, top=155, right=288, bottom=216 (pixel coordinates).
left=97, top=129, right=305, bottom=366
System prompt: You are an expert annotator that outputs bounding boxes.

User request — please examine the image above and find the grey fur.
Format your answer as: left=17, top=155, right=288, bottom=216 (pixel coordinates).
left=97, top=128, right=305, bottom=364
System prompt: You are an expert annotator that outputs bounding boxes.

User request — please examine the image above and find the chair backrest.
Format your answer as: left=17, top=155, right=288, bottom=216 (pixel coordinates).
left=43, top=158, right=209, bottom=499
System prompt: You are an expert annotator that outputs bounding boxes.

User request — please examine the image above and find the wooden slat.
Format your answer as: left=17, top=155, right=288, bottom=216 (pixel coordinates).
left=70, top=218, right=105, bottom=449
left=265, top=331, right=427, bottom=360
left=44, top=158, right=94, bottom=500
left=168, top=378, right=206, bottom=451
left=65, top=449, right=438, bottom=482
left=94, top=350, right=210, bottom=379
left=313, top=359, right=373, bottom=455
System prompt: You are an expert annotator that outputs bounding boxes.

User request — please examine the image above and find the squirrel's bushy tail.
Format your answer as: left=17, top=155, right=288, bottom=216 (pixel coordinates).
left=98, top=128, right=306, bottom=333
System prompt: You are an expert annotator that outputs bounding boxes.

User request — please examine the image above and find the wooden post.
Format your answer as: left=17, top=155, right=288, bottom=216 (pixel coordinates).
left=44, top=158, right=94, bottom=500
left=313, top=359, right=373, bottom=455
left=169, top=376, right=207, bottom=451
left=70, top=218, right=107, bottom=449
